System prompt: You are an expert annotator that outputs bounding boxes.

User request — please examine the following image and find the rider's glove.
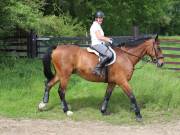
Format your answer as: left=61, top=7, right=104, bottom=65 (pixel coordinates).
left=109, top=38, right=114, bottom=46
left=108, top=38, right=120, bottom=47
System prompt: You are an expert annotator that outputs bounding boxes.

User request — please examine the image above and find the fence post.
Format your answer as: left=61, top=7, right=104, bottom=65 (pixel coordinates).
left=31, top=30, right=37, bottom=58
left=85, top=32, right=89, bottom=45
left=27, top=31, right=31, bottom=58
left=133, top=26, right=139, bottom=38
left=27, top=30, right=37, bottom=58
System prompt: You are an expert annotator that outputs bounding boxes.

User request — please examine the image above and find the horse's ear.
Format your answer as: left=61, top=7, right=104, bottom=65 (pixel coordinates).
left=155, top=34, right=160, bottom=45
left=155, top=34, right=159, bottom=41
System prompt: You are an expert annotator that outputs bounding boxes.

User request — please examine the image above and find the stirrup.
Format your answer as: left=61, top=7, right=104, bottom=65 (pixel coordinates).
left=92, top=68, right=101, bottom=76
left=92, top=67, right=102, bottom=76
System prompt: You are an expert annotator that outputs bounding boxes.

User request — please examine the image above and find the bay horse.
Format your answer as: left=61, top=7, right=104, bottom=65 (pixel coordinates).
left=38, top=35, right=164, bottom=121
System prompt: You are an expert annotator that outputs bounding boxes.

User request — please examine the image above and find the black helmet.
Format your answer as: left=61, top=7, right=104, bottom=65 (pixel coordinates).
left=95, top=11, right=105, bottom=18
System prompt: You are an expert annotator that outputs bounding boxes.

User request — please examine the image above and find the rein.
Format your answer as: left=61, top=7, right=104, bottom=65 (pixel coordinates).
left=120, top=48, right=150, bottom=63
left=119, top=47, right=151, bottom=70
left=152, top=41, right=164, bottom=61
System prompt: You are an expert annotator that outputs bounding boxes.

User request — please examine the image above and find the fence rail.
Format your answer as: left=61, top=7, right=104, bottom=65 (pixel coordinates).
left=165, top=62, right=180, bottom=65
left=164, top=54, right=180, bottom=58
left=161, top=47, right=180, bottom=51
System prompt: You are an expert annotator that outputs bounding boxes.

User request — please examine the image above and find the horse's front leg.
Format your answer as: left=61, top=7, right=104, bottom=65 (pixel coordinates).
left=101, top=83, right=115, bottom=115
left=118, top=80, right=142, bottom=121
left=129, top=94, right=142, bottom=120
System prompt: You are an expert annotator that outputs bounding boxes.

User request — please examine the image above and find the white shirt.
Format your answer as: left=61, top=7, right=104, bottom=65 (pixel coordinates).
left=90, top=21, right=105, bottom=46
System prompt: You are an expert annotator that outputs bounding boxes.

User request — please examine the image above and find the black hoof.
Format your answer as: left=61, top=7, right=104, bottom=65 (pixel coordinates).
left=101, top=111, right=111, bottom=116
left=136, top=114, right=143, bottom=122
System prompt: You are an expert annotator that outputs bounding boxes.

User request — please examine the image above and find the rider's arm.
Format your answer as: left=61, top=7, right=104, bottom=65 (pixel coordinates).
left=95, top=30, right=112, bottom=43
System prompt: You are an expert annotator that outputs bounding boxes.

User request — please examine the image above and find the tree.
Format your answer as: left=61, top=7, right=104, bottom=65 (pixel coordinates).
left=45, top=0, right=173, bottom=35
left=166, top=0, right=180, bottom=35
left=1, top=0, right=179, bottom=36
left=0, top=0, right=86, bottom=37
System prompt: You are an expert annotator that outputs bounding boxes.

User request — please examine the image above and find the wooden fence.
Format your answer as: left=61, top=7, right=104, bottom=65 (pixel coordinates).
left=160, top=39, right=180, bottom=71
left=0, top=29, right=37, bottom=58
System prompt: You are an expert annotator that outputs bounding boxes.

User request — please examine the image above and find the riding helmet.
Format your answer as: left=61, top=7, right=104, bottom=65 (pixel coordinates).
left=95, top=11, right=105, bottom=18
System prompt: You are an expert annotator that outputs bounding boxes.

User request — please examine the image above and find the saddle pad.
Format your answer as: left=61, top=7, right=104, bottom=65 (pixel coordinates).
left=87, top=47, right=116, bottom=66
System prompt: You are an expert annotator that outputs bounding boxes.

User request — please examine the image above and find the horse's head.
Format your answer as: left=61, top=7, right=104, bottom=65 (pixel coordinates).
left=146, top=34, right=164, bottom=67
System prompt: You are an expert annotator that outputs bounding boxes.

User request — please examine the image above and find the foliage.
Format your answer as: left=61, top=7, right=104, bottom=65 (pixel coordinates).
left=43, top=0, right=178, bottom=35
left=38, top=15, right=85, bottom=36
left=0, top=0, right=179, bottom=37
left=165, top=0, right=180, bottom=35
left=0, top=0, right=85, bottom=37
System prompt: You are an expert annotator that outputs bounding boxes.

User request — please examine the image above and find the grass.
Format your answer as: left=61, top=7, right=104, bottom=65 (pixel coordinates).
left=160, top=36, right=180, bottom=40
left=0, top=56, right=180, bottom=125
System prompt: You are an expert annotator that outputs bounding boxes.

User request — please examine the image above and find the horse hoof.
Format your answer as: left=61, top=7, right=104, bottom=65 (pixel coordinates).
left=66, top=111, right=73, bottom=116
left=102, top=111, right=111, bottom=116
left=136, top=116, right=143, bottom=122
left=38, top=101, right=47, bottom=111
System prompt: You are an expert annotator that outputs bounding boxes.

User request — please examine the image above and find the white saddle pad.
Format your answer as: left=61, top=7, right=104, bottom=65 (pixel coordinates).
left=87, top=46, right=116, bottom=66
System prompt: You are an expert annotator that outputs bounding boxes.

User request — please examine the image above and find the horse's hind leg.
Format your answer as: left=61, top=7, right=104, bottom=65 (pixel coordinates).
left=101, top=83, right=115, bottom=115
left=38, top=75, right=59, bottom=111
left=57, top=75, right=73, bottom=116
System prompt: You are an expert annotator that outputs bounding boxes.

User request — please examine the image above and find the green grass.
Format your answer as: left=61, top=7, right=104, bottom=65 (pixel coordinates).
left=0, top=57, right=180, bottom=125
left=160, top=36, right=180, bottom=40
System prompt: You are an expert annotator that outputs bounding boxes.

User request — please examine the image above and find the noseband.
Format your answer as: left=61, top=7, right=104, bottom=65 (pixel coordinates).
left=152, top=41, right=164, bottom=62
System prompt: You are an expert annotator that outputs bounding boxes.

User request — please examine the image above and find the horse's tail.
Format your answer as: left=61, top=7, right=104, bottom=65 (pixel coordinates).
left=42, top=45, right=57, bottom=81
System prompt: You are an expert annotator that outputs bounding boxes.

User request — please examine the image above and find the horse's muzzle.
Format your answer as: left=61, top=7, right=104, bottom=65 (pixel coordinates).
left=156, top=59, right=164, bottom=67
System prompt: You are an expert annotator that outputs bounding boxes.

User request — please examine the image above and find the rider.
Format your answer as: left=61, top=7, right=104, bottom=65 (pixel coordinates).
left=90, top=10, right=114, bottom=76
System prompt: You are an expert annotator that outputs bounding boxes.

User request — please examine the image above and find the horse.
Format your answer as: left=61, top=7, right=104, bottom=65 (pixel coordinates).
left=38, top=34, right=164, bottom=121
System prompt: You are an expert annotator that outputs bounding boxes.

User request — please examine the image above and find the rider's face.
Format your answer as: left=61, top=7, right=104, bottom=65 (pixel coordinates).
left=96, top=17, right=103, bottom=25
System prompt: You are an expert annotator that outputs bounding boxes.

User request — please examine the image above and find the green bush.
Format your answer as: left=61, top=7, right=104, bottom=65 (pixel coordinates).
left=37, top=15, right=86, bottom=36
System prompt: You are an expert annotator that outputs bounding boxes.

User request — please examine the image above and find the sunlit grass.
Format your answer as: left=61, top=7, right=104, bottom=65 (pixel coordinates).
left=160, top=36, right=180, bottom=40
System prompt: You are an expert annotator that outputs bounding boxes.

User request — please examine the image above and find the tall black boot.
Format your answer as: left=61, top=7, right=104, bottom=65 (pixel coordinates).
left=92, top=56, right=109, bottom=76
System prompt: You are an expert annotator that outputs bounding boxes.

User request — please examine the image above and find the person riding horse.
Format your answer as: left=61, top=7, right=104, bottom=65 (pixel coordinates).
left=90, top=11, right=114, bottom=76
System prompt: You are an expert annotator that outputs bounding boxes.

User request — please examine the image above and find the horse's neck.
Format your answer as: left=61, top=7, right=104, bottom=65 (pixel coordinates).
left=124, top=44, right=147, bottom=66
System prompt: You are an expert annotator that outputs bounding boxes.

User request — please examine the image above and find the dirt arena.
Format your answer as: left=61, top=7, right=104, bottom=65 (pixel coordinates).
left=0, top=117, right=179, bottom=135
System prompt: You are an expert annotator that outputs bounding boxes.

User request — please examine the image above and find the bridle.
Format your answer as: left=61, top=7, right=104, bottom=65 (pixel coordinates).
left=120, top=47, right=150, bottom=63
left=120, top=48, right=142, bottom=59
left=152, top=40, right=164, bottom=63
left=119, top=39, right=164, bottom=64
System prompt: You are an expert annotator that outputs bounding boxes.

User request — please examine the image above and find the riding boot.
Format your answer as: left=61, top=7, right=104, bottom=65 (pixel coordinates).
left=92, top=56, right=109, bottom=76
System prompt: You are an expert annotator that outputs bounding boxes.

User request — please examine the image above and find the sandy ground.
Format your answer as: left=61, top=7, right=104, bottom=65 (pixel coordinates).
left=0, top=117, right=180, bottom=135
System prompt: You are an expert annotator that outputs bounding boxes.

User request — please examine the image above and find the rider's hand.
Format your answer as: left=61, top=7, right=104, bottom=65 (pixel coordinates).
left=109, top=38, right=114, bottom=45
left=108, top=38, right=120, bottom=47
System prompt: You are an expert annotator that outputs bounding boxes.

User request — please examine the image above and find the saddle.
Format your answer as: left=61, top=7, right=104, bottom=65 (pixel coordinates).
left=87, top=46, right=116, bottom=66
left=86, top=46, right=116, bottom=82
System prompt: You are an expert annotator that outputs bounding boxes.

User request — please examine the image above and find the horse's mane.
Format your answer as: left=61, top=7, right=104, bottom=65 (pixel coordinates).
left=114, top=35, right=153, bottom=48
